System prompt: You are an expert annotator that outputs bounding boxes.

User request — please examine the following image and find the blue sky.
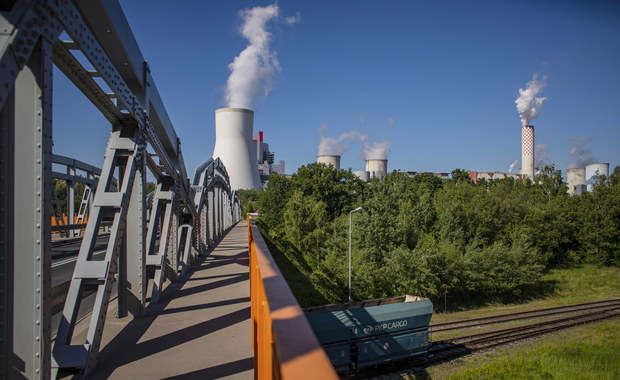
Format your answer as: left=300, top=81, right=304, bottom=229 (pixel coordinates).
left=53, top=0, right=620, bottom=178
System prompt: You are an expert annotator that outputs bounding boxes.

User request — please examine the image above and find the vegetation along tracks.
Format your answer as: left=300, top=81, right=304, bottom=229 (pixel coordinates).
left=430, top=298, right=620, bottom=333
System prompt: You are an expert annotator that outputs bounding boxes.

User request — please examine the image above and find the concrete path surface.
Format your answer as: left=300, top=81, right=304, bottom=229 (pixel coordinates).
left=69, top=221, right=253, bottom=379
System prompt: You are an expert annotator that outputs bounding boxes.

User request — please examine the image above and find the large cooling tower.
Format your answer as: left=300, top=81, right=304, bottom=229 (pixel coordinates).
left=353, top=170, right=370, bottom=182
left=366, top=159, right=388, bottom=179
left=212, top=108, right=261, bottom=190
left=521, top=125, right=535, bottom=180
left=585, top=163, right=609, bottom=191
left=566, top=168, right=586, bottom=195
left=317, top=155, right=341, bottom=170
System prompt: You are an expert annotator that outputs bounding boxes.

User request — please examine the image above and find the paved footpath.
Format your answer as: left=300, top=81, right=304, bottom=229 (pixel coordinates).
left=75, top=221, right=253, bottom=379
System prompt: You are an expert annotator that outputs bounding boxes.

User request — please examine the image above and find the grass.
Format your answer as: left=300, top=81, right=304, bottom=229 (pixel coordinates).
left=420, top=265, right=620, bottom=379
left=422, top=318, right=620, bottom=380
left=431, top=265, right=620, bottom=324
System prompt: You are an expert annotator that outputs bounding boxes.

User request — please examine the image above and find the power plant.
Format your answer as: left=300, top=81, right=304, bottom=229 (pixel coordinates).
left=567, top=168, right=586, bottom=195
left=317, top=154, right=341, bottom=170
left=354, top=170, right=370, bottom=181
left=212, top=108, right=261, bottom=190
left=585, top=163, right=610, bottom=191
left=366, top=159, right=388, bottom=179
left=521, top=125, right=535, bottom=180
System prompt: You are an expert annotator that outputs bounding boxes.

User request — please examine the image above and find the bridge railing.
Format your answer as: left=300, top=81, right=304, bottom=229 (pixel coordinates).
left=248, top=217, right=339, bottom=380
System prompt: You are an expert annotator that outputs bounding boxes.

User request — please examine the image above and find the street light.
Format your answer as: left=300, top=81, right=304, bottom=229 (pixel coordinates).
left=348, top=206, right=362, bottom=301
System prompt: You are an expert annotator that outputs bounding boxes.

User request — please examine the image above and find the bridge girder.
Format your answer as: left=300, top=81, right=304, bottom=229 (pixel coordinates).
left=0, top=1, right=241, bottom=378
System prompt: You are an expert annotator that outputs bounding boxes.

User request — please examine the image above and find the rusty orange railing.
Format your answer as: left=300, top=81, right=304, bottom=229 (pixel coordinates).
left=248, top=217, right=339, bottom=380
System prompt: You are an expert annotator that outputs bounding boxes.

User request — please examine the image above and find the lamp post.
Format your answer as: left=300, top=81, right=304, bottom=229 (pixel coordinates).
left=349, top=206, right=362, bottom=301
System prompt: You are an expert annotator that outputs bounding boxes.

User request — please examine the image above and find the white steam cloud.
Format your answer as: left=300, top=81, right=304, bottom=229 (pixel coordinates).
left=508, top=160, right=519, bottom=174
left=515, top=75, right=548, bottom=127
left=318, top=128, right=368, bottom=156
left=568, top=136, right=596, bottom=168
left=535, top=143, right=551, bottom=168
left=225, top=4, right=298, bottom=109
left=362, top=140, right=392, bottom=160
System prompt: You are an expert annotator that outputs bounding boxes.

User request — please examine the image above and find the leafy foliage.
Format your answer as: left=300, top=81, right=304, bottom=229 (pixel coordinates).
left=244, top=165, right=620, bottom=308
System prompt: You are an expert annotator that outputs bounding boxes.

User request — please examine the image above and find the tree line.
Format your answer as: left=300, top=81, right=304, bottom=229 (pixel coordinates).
left=239, top=164, right=620, bottom=308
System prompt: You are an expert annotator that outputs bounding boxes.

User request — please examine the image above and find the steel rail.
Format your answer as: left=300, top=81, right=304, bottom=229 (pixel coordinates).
left=438, top=305, right=620, bottom=346
left=431, top=298, right=620, bottom=332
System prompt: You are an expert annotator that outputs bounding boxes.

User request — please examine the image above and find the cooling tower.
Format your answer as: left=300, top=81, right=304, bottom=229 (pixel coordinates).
left=585, top=163, right=609, bottom=191
left=566, top=168, right=586, bottom=195
left=366, top=159, right=388, bottom=179
left=212, top=108, right=261, bottom=190
left=521, top=125, right=535, bottom=180
left=317, top=155, right=341, bottom=170
left=353, top=170, right=370, bottom=182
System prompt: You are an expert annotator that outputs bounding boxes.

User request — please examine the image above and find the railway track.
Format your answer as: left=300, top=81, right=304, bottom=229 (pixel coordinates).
left=352, top=299, right=620, bottom=379
left=430, top=298, right=620, bottom=333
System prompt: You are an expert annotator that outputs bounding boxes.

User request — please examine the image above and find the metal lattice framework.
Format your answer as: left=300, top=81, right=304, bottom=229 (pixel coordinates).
left=0, top=1, right=241, bottom=378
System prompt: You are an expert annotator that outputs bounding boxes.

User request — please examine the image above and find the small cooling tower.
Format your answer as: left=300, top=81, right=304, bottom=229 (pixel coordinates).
left=212, top=108, right=261, bottom=190
left=566, top=168, right=586, bottom=195
left=317, top=155, right=341, bottom=170
left=353, top=170, right=370, bottom=182
left=521, top=125, right=535, bottom=180
left=366, top=159, right=388, bottom=179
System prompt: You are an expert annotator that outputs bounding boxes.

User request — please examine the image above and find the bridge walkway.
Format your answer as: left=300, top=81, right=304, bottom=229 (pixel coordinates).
left=65, top=221, right=253, bottom=379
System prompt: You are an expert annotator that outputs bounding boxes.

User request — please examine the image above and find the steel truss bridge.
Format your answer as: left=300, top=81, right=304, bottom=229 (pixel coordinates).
left=1, top=1, right=338, bottom=379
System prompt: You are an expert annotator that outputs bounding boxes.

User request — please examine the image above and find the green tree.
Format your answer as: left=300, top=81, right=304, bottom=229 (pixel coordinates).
left=535, top=164, right=567, bottom=200
left=283, top=190, right=330, bottom=265
left=237, top=188, right=262, bottom=217
left=290, top=163, right=364, bottom=219
left=257, top=172, right=291, bottom=236
left=450, top=168, right=471, bottom=183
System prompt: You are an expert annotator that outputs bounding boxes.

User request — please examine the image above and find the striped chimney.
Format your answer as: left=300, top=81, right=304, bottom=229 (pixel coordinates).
left=521, top=125, right=535, bottom=180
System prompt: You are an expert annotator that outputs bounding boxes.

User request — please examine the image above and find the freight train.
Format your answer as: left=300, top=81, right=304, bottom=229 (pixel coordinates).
left=304, top=295, right=433, bottom=374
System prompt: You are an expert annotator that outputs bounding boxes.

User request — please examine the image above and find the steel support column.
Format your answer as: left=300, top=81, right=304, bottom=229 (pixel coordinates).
left=146, top=181, right=175, bottom=304
left=208, top=190, right=215, bottom=244
left=66, top=165, right=75, bottom=237
left=53, top=125, right=142, bottom=375
left=166, top=212, right=179, bottom=282
left=0, top=38, right=53, bottom=379
left=119, top=125, right=146, bottom=317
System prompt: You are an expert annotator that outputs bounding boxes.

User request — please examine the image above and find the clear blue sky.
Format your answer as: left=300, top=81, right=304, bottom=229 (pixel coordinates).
left=53, top=0, right=620, bottom=178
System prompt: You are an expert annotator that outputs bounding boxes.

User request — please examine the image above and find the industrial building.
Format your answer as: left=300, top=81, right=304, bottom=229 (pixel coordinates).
left=469, top=171, right=522, bottom=184
left=212, top=108, right=262, bottom=190
left=567, top=163, right=610, bottom=195
left=253, top=131, right=285, bottom=186
left=317, top=154, right=341, bottom=170
left=212, top=108, right=285, bottom=189
left=401, top=171, right=450, bottom=181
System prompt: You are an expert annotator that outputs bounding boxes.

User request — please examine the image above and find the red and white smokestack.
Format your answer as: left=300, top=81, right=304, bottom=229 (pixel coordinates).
left=521, top=125, right=535, bottom=180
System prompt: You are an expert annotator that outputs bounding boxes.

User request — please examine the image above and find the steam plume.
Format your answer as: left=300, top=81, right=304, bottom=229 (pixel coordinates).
left=535, top=143, right=551, bottom=168
left=225, top=4, right=298, bottom=109
left=508, top=160, right=519, bottom=174
left=362, top=140, right=392, bottom=160
left=318, top=129, right=368, bottom=156
left=568, top=136, right=596, bottom=168
left=515, top=75, right=548, bottom=127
